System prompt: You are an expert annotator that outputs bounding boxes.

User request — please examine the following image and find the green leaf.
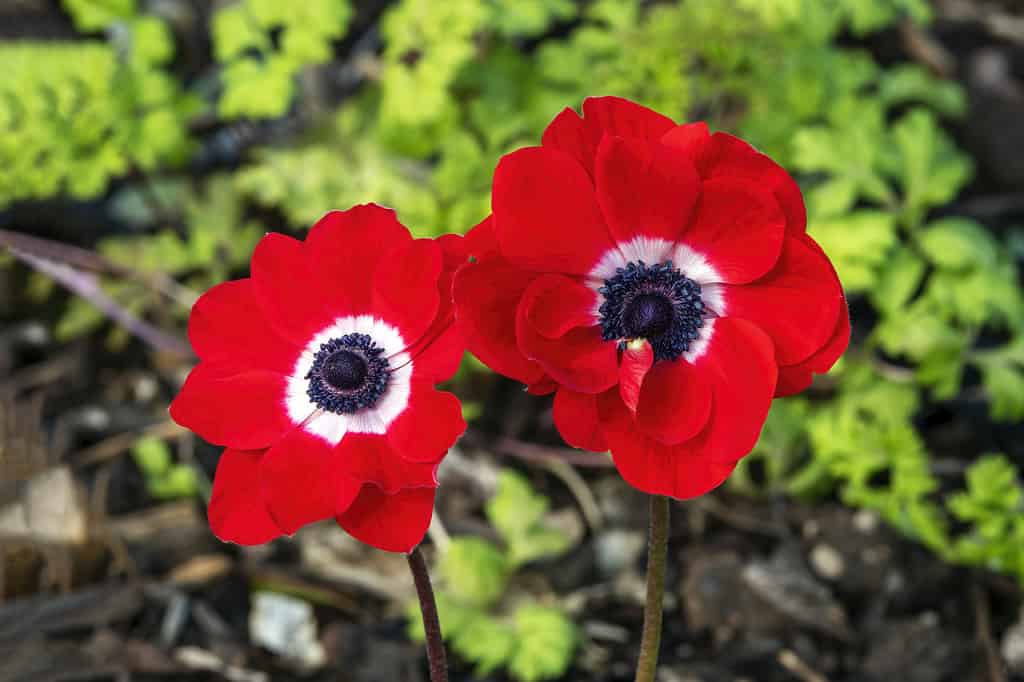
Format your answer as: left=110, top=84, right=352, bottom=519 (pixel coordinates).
left=891, top=109, right=972, bottom=227
left=212, top=5, right=265, bottom=61
left=62, top=0, right=136, bottom=31
left=486, top=470, right=549, bottom=542
left=452, top=612, right=516, bottom=676
left=917, top=218, right=998, bottom=270
left=976, top=340, right=1024, bottom=422
left=149, top=466, right=200, bottom=499
left=132, top=436, right=172, bottom=477
left=810, top=211, right=898, bottom=292
left=877, top=64, right=965, bottom=117
left=439, top=538, right=509, bottom=607
left=508, top=606, right=577, bottom=682
left=870, top=245, right=925, bottom=315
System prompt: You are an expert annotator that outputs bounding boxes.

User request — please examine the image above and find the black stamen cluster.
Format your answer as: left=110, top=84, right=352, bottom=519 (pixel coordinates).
left=306, top=333, right=390, bottom=414
left=598, top=260, right=705, bottom=362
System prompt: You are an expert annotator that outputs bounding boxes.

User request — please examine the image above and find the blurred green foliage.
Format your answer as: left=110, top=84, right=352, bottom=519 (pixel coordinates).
left=408, top=470, right=577, bottom=681
left=131, top=436, right=200, bottom=500
left=6, top=0, right=1024, bottom=604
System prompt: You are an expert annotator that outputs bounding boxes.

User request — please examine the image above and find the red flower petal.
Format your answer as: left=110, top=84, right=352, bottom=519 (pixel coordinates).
left=682, top=177, right=785, bottom=284
left=775, top=297, right=850, bottom=397
left=541, top=97, right=676, bottom=178
left=337, top=433, right=438, bottom=492
left=208, top=448, right=283, bottom=545
left=598, top=389, right=736, bottom=499
left=686, top=318, right=777, bottom=463
left=522, top=274, right=597, bottom=339
left=305, top=204, right=413, bottom=316
left=373, top=238, right=442, bottom=348
left=662, top=124, right=806, bottom=235
left=595, top=137, right=700, bottom=244
left=169, top=364, right=293, bottom=449
left=465, top=216, right=500, bottom=261
left=541, top=107, right=596, bottom=176
left=527, top=374, right=559, bottom=395
left=516, top=276, right=618, bottom=393
left=453, top=258, right=545, bottom=385
left=386, top=380, right=466, bottom=463
left=618, top=339, right=654, bottom=415
left=250, top=232, right=333, bottom=346
left=553, top=388, right=608, bottom=451
left=412, top=322, right=465, bottom=384
left=258, top=429, right=362, bottom=535
left=716, top=235, right=842, bottom=365
left=493, top=146, right=613, bottom=276
left=582, top=96, right=677, bottom=144
left=336, top=485, right=435, bottom=553
left=188, top=279, right=301, bottom=375
left=635, top=358, right=713, bottom=444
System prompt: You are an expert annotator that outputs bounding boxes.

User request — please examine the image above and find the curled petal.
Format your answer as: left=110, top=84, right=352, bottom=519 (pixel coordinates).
left=386, top=381, right=466, bottom=463
left=553, top=388, right=607, bottom=452
left=208, top=448, right=282, bottom=545
left=453, top=258, right=546, bottom=386
left=493, top=146, right=613, bottom=276
left=170, top=364, right=293, bottom=450
left=188, top=279, right=300, bottom=375
left=662, top=124, right=806, bottom=235
left=681, top=177, right=785, bottom=284
left=259, top=429, right=362, bottom=535
left=305, top=204, right=413, bottom=316
left=337, top=485, right=435, bottom=553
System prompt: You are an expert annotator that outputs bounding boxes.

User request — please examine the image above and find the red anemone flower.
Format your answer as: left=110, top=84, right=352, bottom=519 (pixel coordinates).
left=170, top=204, right=466, bottom=552
left=454, top=97, right=848, bottom=500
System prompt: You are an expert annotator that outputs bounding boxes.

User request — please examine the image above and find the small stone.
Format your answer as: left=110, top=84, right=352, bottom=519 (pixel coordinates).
left=1002, top=608, right=1024, bottom=673
left=853, top=509, right=880, bottom=533
left=249, top=592, right=325, bottom=670
left=809, top=543, right=845, bottom=580
left=594, top=529, right=645, bottom=578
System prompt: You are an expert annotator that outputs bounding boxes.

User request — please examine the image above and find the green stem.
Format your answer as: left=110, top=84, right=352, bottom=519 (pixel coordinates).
left=634, top=495, right=669, bottom=682
left=407, top=546, right=448, bottom=682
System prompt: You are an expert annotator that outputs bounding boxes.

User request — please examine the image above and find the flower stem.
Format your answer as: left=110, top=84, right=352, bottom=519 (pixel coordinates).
left=634, top=495, right=669, bottom=682
left=407, top=546, right=448, bottom=682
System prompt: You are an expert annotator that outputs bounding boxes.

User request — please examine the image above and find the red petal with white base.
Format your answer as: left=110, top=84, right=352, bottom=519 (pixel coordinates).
left=208, top=448, right=282, bottom=545
left=553, top=387, right=608, bottom=452
left=595, top=137, right=700, bottom=244
left=618, top=340, right=654, bottom=415
left=336, top=485, right=435, bottom=553
left=716, top=235, right=842, bottom=365
left=635, top=358, right=713, bottom=445
left=305, top=205, right=413, bottom=316
left=250, top=233, right=333, bottom=346
left=599, top=389, right=736, bottom=500
left=493, top=146, right=614, bottom=276
left=169, top=364, right=293, bottom=450
left=523, top=274, right=597, bottom=339
left=453, top=258, right=545, bottom=385
left=373, top=238, right=442, bottom=347
left=337, top=433, right=439, bottom=493
left=386, top=381, right=466, bottom=463
left=682, top=178, right=785, bottom=284
left=516, top=276, right=618, bottom=393
left=188, top=279, right=300, bottom=375
left=662, top=124, right=807, bottom=236
left=258, top=429, right=362, bottom=535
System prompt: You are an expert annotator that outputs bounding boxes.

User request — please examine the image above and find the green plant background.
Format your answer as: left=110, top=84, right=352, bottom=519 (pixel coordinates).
left=4, top=0, right=1024, bottom=679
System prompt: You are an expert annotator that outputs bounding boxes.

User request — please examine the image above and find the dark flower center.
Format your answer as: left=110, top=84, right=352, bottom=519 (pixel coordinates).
left=306, top=333, right=390, bottom=414
left=322, top=350, right=368, bottom=391
left=598, top=261, right=705, bottom=362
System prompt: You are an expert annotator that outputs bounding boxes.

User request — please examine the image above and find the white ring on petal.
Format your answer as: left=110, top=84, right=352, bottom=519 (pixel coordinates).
left=285, top=315, right=412, bottom=446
